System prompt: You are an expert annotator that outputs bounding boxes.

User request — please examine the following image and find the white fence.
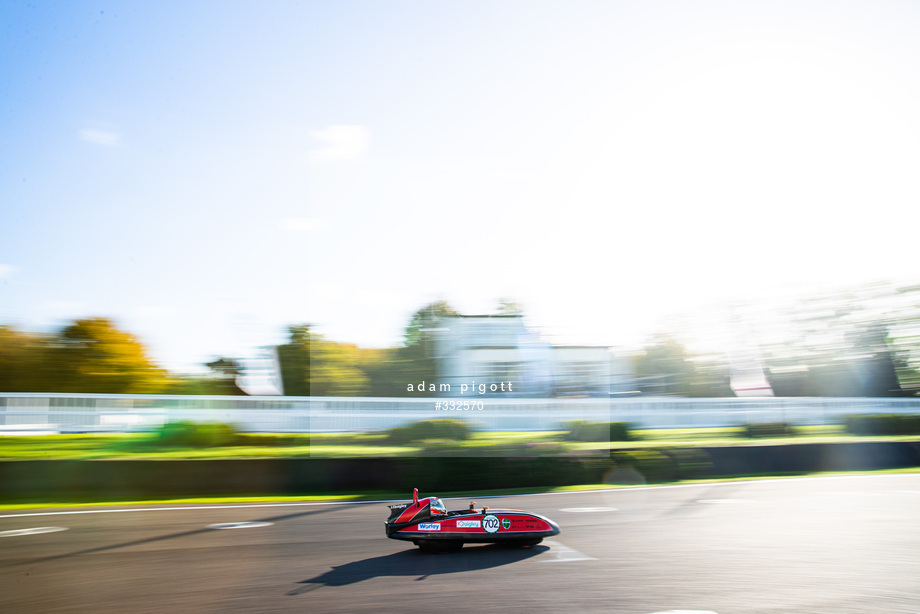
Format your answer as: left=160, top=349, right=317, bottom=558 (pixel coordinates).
left=1, top=393, right=920, bottom=433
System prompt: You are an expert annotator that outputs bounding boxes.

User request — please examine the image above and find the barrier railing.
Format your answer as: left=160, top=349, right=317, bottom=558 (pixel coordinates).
left=1, top=393, right=919, bottom=433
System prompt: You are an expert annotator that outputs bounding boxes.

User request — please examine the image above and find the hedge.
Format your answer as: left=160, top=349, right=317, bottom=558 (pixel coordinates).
left=154, top=421, right=241, bottom=447
left=418, top=440, right=568, bottom=457
left=3, top=441, right=919, bottom=501
left=845, top=414, right=920, bottom=436
left=385, top=419, right=474, bottom=445
left=563, top=421, right=634, bottom=442
left=608, top=449, right=717, bottom=482
left=741, top=422, right=797, bottom=438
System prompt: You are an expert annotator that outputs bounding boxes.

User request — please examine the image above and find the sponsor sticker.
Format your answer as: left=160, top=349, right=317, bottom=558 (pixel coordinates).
left=482, top=514, right=500, bottom=534
left=502, top=518, right=512, bottom=530
left=418, top=523, right=441, bottom=531
left=456, top=520, right=481, bottom=528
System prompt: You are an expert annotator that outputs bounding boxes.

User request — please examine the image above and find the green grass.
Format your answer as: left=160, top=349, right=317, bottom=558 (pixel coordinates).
left=2, top=425, right=919, bottom=460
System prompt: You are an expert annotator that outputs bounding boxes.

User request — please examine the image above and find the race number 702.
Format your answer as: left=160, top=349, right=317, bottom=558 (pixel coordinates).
left=482, top=514, right=501, bottom=533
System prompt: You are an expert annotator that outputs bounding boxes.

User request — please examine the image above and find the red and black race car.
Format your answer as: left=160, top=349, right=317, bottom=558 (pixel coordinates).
left=386, top=489, right=561, bottom=553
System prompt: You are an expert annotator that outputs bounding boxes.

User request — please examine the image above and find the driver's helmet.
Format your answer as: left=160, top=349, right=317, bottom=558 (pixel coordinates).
left=429, top=498, right=447, bottom=516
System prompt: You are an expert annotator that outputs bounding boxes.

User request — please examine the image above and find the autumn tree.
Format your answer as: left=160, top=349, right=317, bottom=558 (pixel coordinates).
left=0, top=325, right=52, bottom=392
left=45, top=318, right=170, bottom=394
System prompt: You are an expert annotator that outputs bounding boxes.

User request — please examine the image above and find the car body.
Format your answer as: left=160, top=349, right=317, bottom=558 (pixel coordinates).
left=386, top=488, right=561, bottom=553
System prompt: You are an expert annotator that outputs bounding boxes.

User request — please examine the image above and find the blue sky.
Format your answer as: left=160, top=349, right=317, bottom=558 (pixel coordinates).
left=3, top=1, right=920, bottom=373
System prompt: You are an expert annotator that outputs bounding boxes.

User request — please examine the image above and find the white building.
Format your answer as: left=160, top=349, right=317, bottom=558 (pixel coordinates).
left=433, top=315, right=543, bottom=397
left=433, top=315, right=634, bottom=397
left=237, top=346, right=284, bottom=396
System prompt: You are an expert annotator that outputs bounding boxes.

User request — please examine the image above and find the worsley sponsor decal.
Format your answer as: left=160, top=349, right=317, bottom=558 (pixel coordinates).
left=418, top=523, right=441, bottom=531
left=502, top=518, right=512, bottom=530
left=456, top=520, right=481, bottom=528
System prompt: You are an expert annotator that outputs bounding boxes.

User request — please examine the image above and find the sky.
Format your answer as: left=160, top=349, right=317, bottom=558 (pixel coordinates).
left=2, top=0, right=920, bottom=373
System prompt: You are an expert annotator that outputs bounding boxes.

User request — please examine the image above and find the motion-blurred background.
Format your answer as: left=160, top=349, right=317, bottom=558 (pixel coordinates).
left=3, top=1, right=920, bottom=404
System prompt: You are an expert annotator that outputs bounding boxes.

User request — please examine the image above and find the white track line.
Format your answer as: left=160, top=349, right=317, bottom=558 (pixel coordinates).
left=539, top=541, right=597, bottom=563
left=0, top=500, right=393, bottom=519
left=0, top=526, right=69, bottom=537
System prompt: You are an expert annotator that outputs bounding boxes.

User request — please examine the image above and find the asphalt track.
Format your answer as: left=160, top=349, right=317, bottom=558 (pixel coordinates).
left=2, top=475, right=919, bottom=613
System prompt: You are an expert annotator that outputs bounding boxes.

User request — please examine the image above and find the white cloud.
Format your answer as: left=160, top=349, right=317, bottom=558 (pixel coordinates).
left=134, top=306, right=178, bottom=319
left=0, top=264, right=17, bottom=279
left=79, top=125, right=122, bottom=147
left=280, top=217, right=323, bottom=232
left=308, top=125, right=370, bottom=162
left=41, top=301, right=90, bottom=319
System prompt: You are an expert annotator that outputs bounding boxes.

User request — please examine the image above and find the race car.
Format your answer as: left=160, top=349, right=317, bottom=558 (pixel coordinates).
left=385, top=488, right=561, bottom=553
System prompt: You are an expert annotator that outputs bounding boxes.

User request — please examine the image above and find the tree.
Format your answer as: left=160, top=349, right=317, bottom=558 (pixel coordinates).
left=46, top=317, right=170, bottom=394
left=308, top=336, right=369, bottom=396
left=403, top=300, right=458, bottom=347
left=275, top=324, right=373, bottom=396
left=357, top=347, right=409, bottom=397
left=634, top=336, right=699, bottom=396
left=276, top=324, right=312, bottom=396
left=401, top=300, right=459, bottom=389
left=496, top=298, right=525, bottom=315
left=204, top=357, right=247, bottom=395
left=0, top=325, right=51, bottom=392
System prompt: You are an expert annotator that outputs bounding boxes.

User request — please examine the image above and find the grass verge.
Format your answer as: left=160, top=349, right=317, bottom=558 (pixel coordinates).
left=3, top=425, right=920, bottom=460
